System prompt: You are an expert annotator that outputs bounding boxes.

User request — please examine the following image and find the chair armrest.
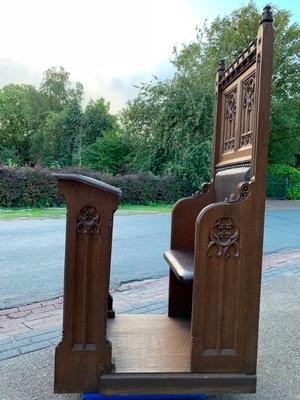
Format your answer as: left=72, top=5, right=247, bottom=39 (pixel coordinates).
left=170, top=181, right=213, bottom=251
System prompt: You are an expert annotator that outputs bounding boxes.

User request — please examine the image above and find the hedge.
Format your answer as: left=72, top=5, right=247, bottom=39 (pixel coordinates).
left=0, top=166, right=193, bottom=207
left=267, top=164, right=300, bottom=200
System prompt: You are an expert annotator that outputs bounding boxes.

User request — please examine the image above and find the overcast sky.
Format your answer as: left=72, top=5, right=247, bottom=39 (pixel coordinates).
left=1, top=0, right=299, bottom=112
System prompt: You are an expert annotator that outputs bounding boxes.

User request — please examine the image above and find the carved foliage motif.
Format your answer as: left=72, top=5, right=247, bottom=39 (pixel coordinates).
left=76, top=206, right=100, bottom=234
left=240, top=74, right=255, bottom=147
left=207, top=217, right=240, bottom=258
left=223, top=89, right=237, bottom=152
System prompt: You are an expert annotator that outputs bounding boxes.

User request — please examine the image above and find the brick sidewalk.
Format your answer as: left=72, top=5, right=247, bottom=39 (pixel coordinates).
left=0, top=249, right=299, bottom=363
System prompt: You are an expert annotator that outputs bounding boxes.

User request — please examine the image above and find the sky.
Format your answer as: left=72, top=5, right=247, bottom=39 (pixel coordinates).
left=1, top=0, right=299, bottom=113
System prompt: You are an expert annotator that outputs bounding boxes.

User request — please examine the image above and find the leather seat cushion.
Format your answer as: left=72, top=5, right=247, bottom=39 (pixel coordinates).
left=163, top=250, right=194, bottom=283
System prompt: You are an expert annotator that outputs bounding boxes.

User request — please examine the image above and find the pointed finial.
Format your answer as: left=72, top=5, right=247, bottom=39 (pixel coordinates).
left=217, top=59, right=226, bottom=74
left=260, top=5, right=273, bottom=24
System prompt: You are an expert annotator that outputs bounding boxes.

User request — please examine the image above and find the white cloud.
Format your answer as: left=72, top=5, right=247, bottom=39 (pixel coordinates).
left=0, top=0, right=201, bottom=111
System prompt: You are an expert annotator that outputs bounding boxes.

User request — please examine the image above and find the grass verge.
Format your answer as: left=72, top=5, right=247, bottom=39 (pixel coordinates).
left=0, top=204, right=173, bottom=220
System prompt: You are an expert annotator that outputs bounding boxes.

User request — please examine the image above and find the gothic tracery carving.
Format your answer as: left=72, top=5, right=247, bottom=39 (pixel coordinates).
left=226, top=92, right=237, bottom=121
left=223, top=89, right=237, bottom=152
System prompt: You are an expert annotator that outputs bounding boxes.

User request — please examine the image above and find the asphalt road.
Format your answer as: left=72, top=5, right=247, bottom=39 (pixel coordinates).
left=1, top=210, right=300, bottom=309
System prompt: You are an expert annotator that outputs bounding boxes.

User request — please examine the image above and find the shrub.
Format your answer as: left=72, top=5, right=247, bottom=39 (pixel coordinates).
left=0, top=167, right=193, bottom=207
left=267, top=164, right=300, bottom=199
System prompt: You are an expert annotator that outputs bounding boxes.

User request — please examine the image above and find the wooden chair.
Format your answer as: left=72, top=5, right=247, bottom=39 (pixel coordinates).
left=54, top=6, right=273, bottom=396
left=164, top=6, right=273, bottom=373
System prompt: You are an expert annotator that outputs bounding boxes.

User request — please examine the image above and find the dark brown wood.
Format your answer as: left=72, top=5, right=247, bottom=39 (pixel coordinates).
left=168, top=269, right=193, bottom=317
left=100, top=373, right=256, bottom=395
left=167, top=182, right=213, bottom=317
left=107, top=293, right=115, bottom=319
left=190, top=10, right=274, bottom=374
left=164, top=6, right=274, bottom=377
left=54, top=6, right=273, bottom=395
left=54, top=174, right=120, bottom=393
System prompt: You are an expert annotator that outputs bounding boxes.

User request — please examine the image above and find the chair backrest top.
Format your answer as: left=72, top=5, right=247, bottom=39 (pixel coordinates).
left=211, top=7, right=273, bottom=200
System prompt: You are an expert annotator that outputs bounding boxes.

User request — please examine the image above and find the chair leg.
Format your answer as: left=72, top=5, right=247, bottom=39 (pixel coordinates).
left=107, top=293, right=115, bottom=318
left=168, top=269, right=192, bottom=318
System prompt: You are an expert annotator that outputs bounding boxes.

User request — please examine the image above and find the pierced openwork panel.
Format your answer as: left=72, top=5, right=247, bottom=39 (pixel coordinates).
left=240, top=74, right=256, bottom=148
left=223, top=88, right=237, bottom=152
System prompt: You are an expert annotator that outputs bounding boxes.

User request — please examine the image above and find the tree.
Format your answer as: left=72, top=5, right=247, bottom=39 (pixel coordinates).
left=82, top=131, right=132, bottom=174
left=40, top=66, right=83, bottom=113
left=30, top=98, right=83, bottom=167
left=121, top=2, right=300, bottom=189
left=82, top=98, right=117, bottom=146
left=0, top=84, right=47, bottom=163
left=174, top=2, right=300, bottom=164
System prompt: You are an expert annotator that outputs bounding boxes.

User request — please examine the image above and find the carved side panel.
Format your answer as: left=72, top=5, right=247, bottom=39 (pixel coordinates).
left=202, top=217, right=242, bottom=357
left=223, top=88, right=237, bottom=152
left=72, top=206, right=101, bottom=350
left=240, top=74, right=255, bottom=148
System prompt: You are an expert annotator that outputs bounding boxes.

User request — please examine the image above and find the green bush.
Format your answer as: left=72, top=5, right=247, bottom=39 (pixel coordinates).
left=267, top=164, right=300, bottom=199
left=0, top=167, right=193, bottom=207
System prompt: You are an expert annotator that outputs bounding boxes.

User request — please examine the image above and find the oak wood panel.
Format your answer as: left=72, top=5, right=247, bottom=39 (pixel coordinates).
left=191, top=197, right=252, bottom=372
left=107, top=315, right=190, bottom=373
left=54, top=175, right=120, bottom=393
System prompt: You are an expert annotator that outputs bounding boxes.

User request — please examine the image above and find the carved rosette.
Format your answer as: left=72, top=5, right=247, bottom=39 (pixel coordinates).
left=207, top=217, right=240, bottom=259
left=76, top=206, right=100, bottom=234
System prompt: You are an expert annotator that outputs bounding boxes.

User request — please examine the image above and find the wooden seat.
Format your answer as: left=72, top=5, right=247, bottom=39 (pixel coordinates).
left=164, top=250, right=194, bottom=283
left=164, top=166, right=251, bottom=284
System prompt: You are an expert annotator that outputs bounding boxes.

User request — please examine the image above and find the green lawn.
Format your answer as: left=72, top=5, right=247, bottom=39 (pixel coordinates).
left=0, top=204, right=173, bottom=220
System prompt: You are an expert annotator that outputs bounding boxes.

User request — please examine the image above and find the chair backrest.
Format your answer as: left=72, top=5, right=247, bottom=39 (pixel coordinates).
left=211, top=6, right=273, bottom=202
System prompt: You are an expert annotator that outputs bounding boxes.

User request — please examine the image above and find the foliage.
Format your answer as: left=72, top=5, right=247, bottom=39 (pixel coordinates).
left=82, top=131, right=132, bottom=174
left=0, top=167, right=192, bottom=207
left=40, top=66, right=83, bottom=112
left=0, top=146, right=21, bottom=166
left=121, top=2, right=300, bottom=188
left=82, top=99, right=117, bottom=146
left=268, top=164, right=300, bottom=199
left=0, top=84, right=47, bottom=163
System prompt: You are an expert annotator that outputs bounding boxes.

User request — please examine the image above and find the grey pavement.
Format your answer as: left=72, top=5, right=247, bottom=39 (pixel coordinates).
left=1, top=202, right=300, bottom=309
left=0, top=201, right=299, bottom=398
left=0, top=249, right=299, bottom=362
left=0, top=272, right=299, bottom=399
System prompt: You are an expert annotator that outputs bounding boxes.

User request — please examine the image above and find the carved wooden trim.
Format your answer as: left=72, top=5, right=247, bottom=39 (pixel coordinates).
left=207, top=217, right=240, bottom=259
left=219, top=40, right=257, bottom=89
left=226, top=181, right=252, bottom=203
left=193, top=181, right=211, bottom=197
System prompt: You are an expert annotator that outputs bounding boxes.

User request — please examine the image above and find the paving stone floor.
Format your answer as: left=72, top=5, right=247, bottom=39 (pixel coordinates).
left=0, top=249, right=299, bottom=363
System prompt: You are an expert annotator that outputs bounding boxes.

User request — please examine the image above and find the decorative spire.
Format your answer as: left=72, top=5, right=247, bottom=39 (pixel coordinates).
left=260, top=5, right=273, bottom=24
left=217, top=59, right=226, bottom=74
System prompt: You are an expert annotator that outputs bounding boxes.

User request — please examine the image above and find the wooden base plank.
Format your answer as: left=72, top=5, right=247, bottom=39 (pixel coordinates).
left=99, top=373, right=256, bottom=395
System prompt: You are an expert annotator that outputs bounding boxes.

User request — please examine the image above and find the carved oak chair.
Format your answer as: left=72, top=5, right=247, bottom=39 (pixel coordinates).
left=54, top=6, right=273, bottom=396
left=164, top=5, right=274, bottom=371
